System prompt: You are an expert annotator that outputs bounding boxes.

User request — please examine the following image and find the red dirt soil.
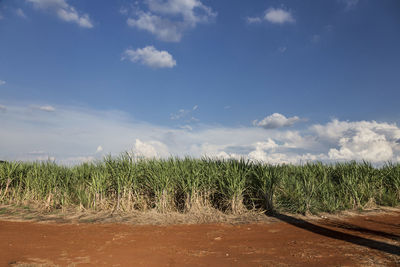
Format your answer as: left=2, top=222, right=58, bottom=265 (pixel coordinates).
left=1, top=210, right=400, bottom=266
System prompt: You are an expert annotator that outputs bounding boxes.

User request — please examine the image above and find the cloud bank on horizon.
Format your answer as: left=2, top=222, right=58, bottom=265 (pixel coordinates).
left=0, top=104, right=399, bottom=165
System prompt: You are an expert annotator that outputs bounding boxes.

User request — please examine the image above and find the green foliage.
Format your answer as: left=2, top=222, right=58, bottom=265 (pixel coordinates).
left=247, top=163, right=284, bottom=213
left=0, top=156, right=399, bottom=214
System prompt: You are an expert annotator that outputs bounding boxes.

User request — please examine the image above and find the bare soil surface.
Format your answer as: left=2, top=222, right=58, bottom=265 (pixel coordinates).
left=1, top=208, right=399, bottom=266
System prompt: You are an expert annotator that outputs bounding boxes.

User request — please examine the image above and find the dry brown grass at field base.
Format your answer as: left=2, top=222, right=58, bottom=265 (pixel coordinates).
left=1, top=204, right=399, bottom=225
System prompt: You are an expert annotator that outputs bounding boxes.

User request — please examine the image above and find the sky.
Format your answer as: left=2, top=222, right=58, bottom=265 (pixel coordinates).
left=0, top=0, right=400, bottom=165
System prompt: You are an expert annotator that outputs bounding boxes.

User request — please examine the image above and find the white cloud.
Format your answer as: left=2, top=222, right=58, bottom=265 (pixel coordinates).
left=312, top=119, right=400, bottom=162
left=127, top=12, right=183, bottom=42
left=38, top=105, right=56, bottom=112
left=197, top=143, right=239, bottom=159
left=96, top=145, right=103, bottom=153
left=125, top=0, right=216, bottom=42
left=131, top=139, right=169, bottom=158
left=248, top=150, right=326, bottom=165
left=328, top=129, right=393, bottom=162
left=146, top=0, right=216, bottom=24
left=57, top=8, right=92, bottom=28
left=122, top=46, right=176, bottom=68
left=0, top=80, right=5, bottom=86
left=247, top=139, right=277, bottom=162
left=255, top=139, right=279, bottom=151
left=26, top=0, right=93, bottom=28
left=264, top=8, right=295, bottom=24
left=253, top=113, right=301, bottom=129
left=311, top=119, right=400, bottom=144
left=245, top=138, right=326, bottom=164
left=0, top=104, right=399, bottom=165
left=247, top=7, right=295, bottom=26
left=16, top=8, right=27, bottom=19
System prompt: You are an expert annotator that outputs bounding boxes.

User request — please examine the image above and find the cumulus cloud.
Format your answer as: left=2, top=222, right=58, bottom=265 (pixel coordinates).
left=122, top=46, right=176, bottom=68
left=253, top=113, right=301, bottom=129
left=131, top=139, right=169, bottom=158
left=196, top=143, right=240, bottom=160
left=255, top=139, right=279, bottom=151
left=124, top=0, right=216, bottom=42
left=248, top=150, right=326, bottom=165
left=26, top=0, right=93, bottom=28
left=1, top=104, right=399, bottom=165
left=127, top=12, right=183, bottom=42
left=264, top=8, right=295, bottom=24
left=312, top=119, right=400, bottom=162
left=146, top=0, right=215, bottom=24
left=0, top=80, right=5, bottom=86
left=248, top=7, right=295, bottom=25
left=311, top=119, right=400, bottom=144
left=243, top=137, right=326, bottom=164
left=328, top=130, right=393, bottom=162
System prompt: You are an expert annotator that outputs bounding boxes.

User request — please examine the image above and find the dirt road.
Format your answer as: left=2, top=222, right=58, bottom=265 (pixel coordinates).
left=1, top=210, right=399, bottom=266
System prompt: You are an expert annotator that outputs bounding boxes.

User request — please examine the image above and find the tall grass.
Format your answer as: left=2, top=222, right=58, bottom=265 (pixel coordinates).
left=0, top=156, right=399, bottom=215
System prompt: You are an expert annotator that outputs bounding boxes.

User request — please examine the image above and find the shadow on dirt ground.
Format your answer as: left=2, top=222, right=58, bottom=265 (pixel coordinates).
left=366, top=219, right=400, bottom=229
left=272, top=212, right=400, bottom=256
left=322, top=220, right=400, bottom=241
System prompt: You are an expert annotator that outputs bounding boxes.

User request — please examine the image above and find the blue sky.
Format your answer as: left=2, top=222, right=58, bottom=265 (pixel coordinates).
left=1, top=0, right=400, bottom=164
